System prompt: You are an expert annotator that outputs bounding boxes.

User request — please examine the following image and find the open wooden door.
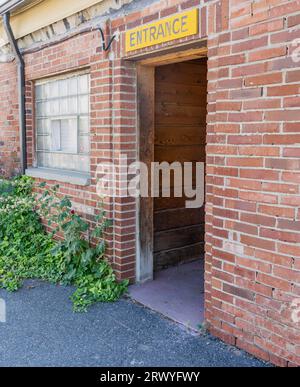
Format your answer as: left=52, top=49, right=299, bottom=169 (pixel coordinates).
left=153, top=59, right=207, bottom=271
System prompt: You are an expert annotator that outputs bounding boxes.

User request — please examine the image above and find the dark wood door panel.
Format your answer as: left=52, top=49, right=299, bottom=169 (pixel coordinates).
left=154, top=58, right=207, bottom=271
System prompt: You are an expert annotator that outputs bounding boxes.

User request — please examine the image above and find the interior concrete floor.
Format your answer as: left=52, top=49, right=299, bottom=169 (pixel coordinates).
left=129, top=260, right=205, bottom=330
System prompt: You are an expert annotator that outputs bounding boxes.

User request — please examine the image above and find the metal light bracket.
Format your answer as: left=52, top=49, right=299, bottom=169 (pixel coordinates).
left=99, top=27, right=115, bottom=52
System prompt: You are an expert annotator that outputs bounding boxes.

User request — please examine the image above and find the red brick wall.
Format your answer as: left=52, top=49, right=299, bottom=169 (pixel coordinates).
left=0, top=62, right=20, bottom=176
left=0, top=0, right=299, bottom=366
left=206, top=0, right=300, bottom=367
left=24, top=31, right=119, bottom=272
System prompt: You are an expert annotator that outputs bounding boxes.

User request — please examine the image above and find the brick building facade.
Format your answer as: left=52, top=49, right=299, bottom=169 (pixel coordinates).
left=0, top=0, right=300, bottom=366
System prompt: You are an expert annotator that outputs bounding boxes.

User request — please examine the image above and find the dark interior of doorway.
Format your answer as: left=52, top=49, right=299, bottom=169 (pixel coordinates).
left=130, top=58, right=207, bottom=330
left=154, top=59, right=206, bottom=271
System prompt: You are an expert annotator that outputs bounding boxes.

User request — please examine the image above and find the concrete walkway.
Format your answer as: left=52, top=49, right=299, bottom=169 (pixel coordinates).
left=129, top=260, right=205, bottom=330
left=0, top=280, right=269, bottom=367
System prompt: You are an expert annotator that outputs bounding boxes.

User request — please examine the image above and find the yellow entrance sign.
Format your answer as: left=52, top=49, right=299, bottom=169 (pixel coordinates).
left=125, top=9, right=199, bottom=52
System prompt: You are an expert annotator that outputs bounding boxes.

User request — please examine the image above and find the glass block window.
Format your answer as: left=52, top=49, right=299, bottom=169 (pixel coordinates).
left=35, top=73, right=90, bottom=173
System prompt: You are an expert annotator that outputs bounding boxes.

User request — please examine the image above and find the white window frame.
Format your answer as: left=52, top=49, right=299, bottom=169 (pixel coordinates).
left=33, top=71, right=90, bottom=176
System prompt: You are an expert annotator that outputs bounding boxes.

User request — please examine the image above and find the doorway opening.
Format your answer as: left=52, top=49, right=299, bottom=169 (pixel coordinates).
left=130, top=54, right=207, bottom=331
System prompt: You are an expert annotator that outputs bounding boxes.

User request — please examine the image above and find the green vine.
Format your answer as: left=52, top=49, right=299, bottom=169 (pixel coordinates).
left=0, top=176, right=128, bottom=311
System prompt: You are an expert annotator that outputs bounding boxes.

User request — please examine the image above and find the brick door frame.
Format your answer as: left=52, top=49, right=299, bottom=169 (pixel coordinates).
left=130, top=41, right=208, bottom=283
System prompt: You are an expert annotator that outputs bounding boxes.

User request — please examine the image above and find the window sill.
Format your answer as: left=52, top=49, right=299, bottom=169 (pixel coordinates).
left=25, top=167, right=91, bottom=186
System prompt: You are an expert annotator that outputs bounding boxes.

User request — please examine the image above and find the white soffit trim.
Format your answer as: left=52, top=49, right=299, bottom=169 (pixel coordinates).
left=0, top=0, right=106, bottom=46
